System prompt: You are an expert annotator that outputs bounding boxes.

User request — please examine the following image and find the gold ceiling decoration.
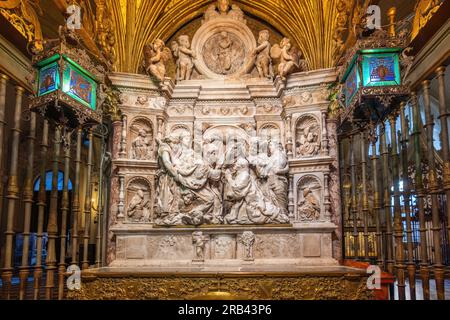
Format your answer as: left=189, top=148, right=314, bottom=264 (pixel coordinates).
left=106, top=0, right=357, bottom=73
left=0, top=0, right=43, bottom=51
left=411, top=0, right=443, bottom=39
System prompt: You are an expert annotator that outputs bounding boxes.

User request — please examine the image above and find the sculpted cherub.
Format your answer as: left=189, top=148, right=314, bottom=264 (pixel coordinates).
left=143, top=39, right=172, bottom=82
left=270, top=37, right=307, bottom=81
left=252, top=30, right=273, bottom=79
left=171, top=35, right=196, bottom=81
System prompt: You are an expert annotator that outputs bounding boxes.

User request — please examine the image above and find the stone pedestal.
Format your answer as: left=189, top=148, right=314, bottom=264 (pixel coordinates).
left=110, top=223, right=337, bottom=268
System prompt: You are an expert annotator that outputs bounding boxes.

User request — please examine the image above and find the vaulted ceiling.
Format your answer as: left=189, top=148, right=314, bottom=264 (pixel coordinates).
left=1, top=0, right=426, bottom=75
left=107, top=0, right=357, bottom=72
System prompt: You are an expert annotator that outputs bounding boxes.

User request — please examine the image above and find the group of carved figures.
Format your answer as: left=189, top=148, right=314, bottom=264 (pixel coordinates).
left=192, top=231, right=255, bottom=261
left=154, top=133, right=291, bottom=226
left=142, top=0, right=306, bottom=82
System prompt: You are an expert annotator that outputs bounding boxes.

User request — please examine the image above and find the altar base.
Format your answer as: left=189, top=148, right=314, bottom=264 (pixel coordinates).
left=66, top=266, right=374, bottom=300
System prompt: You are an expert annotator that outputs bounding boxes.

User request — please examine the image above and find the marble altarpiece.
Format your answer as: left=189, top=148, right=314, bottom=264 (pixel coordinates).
left=106, top=0, right=340, bottom=269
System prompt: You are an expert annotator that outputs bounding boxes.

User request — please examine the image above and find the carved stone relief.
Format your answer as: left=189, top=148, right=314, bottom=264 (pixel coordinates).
left=129, top=118, right=154, bottom=160
left=297, top=175, right=322, bottom=222
left=191, top=0, right=256, bottom=79
left=295, top=115, right=321, bottom=157
left=192, top=231, right=208, bottom=261
left=239, top=231, right=255, bottom=261
left=212, top=235, right=235, bottom=259
left=154, top=126, right=290, bottom=226
left=126, top=178, right=151, bottom=223
left=258, top=123, right=281, bottom=143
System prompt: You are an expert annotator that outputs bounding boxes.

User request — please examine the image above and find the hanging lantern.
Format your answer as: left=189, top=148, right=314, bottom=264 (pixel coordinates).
left=30, top=27, right=106, bottom=128
left=337, top=18, right=411, bottom=130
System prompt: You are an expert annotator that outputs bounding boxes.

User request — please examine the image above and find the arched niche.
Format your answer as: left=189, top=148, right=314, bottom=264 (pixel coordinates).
left=125, top=177, right=152, bottom=223
left=296, top=174, right=322, bottom=222
left=295, top=114, right=321, bottom=158
left=128, top=117, right=154, bottom=161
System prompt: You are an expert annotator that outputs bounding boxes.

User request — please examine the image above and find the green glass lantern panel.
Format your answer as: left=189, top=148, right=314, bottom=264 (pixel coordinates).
left=361, top=52, right=401, bottom=87
left=61, top=57, right=97, bottom=110
left=344, top=63, right=360, bottom=107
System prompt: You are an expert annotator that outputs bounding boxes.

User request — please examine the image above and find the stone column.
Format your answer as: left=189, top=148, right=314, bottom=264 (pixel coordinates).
left=119, top=115, right=127, bottom=158
left=288, top=174, right=294, bottom=219
left=118, top=175, right=125, bottom=220
left=1, top=86, right=24, bottom=299
left=323, top=171, right=331, bottom=221
left=321, top=109, right=329, bottom=156
left=285, top=115, right=293, bottom=159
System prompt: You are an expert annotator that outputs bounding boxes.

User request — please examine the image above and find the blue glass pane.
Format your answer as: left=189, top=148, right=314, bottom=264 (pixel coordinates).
left=34, top=171, right=73, bottom=191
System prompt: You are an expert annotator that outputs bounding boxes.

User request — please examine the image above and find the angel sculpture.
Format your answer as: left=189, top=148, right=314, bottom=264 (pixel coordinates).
left=143, top=39, right=172, bottom=82
left=253, top=30, right=273, bottom=79
left=171, top=35, right=196, bottom=81
left=270, top=37, right=307, bottom=81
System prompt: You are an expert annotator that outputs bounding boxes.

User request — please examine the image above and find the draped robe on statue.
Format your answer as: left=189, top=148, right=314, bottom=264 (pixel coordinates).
left=224, top=158, right=286, bottom=224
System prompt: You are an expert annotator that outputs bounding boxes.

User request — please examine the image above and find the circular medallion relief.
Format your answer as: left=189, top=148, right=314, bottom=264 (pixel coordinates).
left=203, top=32, right=246, bottom=75
left=191, top=18, right=256, bottom=79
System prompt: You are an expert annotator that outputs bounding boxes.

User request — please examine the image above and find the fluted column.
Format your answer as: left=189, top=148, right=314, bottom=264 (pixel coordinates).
left=45, top=125, right=62, bottom=299
left=410, top=91, right=430, bottom=299
left=1, top=86, right=24, bottom=299
left=118, top=175, right=125, bottom=219
left=285, top=115, right=293, bottom=159
left=435, top=67, right=450, bottom=243
left=71, top=129, right=82, bottom=265
left=82, top=129, right=94, bottom=270
left=399, top=102, right=416, bottom=300
left=288, top=173, right=294, bottom=219
left=321, top=110, right=329, bottom=156
left=58, top=132, right=71, bottom=299
left=422, top=80, right=445, bottom=300
left=323, top=171, right=331, bottom=221
left=119, top=115, right=127, bottom=158
left=33, top=119, right=49, bottom=300
left=380, top=124, right=394, bottom=275
left=18, top=111, right=36, bottom=300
